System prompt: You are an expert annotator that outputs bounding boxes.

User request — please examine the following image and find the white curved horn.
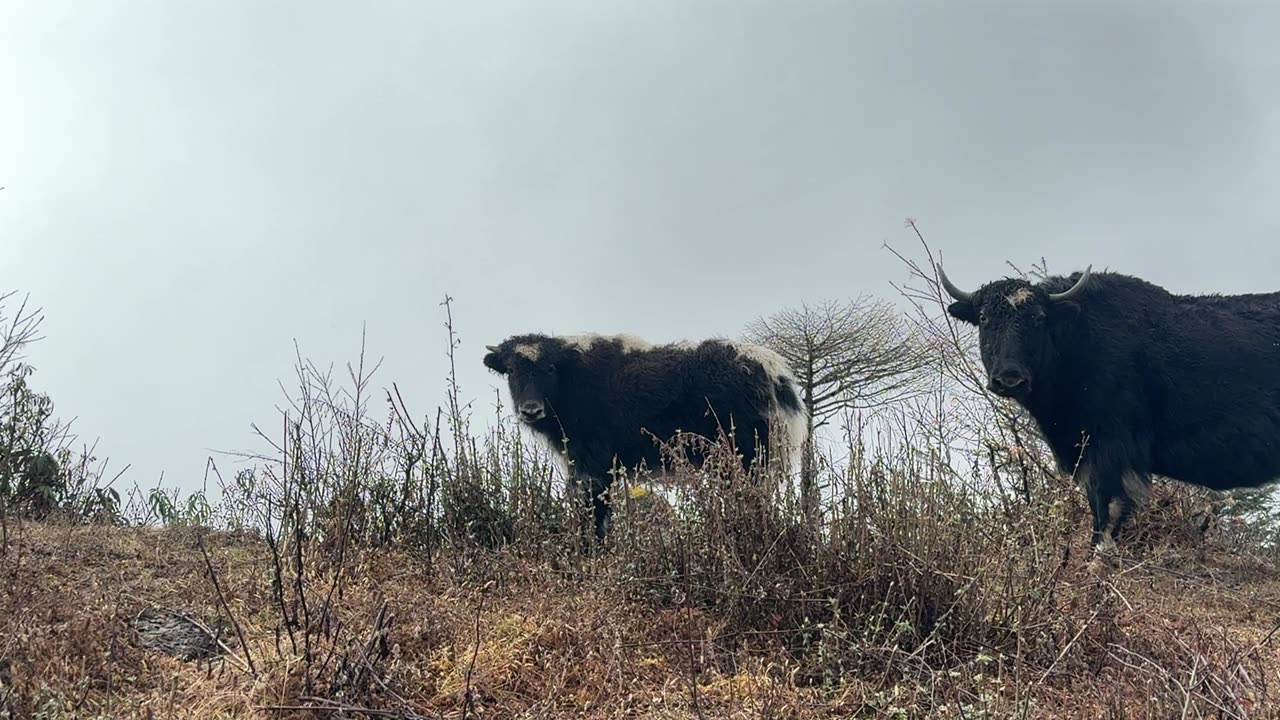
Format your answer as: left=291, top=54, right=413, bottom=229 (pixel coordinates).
left=937, top=264, right=972, bottom=302
left=1048, top=265, right=1093, bottom=302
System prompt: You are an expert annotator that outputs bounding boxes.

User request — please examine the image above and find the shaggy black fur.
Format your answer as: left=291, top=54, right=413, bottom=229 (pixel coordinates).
left=483, top=333, right=806, bottom=540
left=944, top=268, right=1280, bottom=552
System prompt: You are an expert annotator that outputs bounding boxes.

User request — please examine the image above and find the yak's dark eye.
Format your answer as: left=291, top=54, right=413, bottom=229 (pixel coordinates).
left=979, top=310, right=989, bottom=325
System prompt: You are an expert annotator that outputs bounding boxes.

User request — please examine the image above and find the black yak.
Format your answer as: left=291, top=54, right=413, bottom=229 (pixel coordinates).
left=482, top=332, right=809, bottom=539
left=937, top=263, right=1280, bottom=556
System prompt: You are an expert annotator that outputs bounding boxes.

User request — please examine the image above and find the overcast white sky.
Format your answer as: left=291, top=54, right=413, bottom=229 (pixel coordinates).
left=3, top=1, right=1280, bottom=494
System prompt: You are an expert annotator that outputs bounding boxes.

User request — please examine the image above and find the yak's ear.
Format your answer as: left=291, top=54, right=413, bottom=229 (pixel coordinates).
left=947, top=300, right=978, bottom=326
left=482, top=348, right=507, bottom=374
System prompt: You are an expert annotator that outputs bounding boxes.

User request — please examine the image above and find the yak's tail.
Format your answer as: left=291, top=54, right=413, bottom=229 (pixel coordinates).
left=768, top=376, right=810, bottom=478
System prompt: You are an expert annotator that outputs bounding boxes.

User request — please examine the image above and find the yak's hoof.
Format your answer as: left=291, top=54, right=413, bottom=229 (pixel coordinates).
left=1086, top=555, right=1112, bottom=575
left=1088, top=542, right=1121, bottom=574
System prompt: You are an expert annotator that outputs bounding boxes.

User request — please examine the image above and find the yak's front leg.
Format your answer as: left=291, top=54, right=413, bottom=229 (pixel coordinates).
left=590, top=477, right=612, bottom=541
left=570, top=469, right=612, bottom=545
left=1079, top=460, right=1151, bottom=560
left=1106, top=470, right=1153, bottom=548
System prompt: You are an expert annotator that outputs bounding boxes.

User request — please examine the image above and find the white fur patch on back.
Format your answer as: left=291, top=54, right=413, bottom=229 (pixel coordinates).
left=1006, top=288, right=1034, bottom=307
left=513, top=343, right=541, bottom=361
left=563, top=333, right=654, bottom=354
left=617, top=334, right=655, bottom=353
left=728, top=341, right=799, bottom=385
left=562, top=333, right=605, bottom=352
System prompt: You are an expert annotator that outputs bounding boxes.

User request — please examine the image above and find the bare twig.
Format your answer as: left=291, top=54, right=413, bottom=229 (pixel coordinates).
left=463, top=581, right=493, bottom=719
left=679, top=534, right=706, bottom=720
left=196, top=534, right=258, bottom=677
left=260, top=696, right=438, bottom=718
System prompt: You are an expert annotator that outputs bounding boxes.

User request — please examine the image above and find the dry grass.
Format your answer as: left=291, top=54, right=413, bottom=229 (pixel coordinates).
left=2, top=514, right=1280, bottom=719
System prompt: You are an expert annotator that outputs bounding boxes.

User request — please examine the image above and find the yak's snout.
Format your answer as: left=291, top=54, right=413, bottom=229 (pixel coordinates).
left=988, top=366, right=1030, bottom=398
left=518, top=400, right=546, bottom=422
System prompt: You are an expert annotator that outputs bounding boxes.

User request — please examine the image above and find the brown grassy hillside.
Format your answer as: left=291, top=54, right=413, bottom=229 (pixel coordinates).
left=3, top=504, right=1279, bottom=719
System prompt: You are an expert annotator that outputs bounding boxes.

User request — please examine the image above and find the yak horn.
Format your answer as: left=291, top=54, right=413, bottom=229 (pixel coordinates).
left=485, top=344, right=499, bottom=352
left=936, top=264, right=972, bottom=302
left=1048, top=265, right=1093, bottom=302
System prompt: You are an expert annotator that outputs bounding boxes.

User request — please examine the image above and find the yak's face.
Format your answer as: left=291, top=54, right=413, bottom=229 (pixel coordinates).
left=952, top=281, right=1053, bottom=400
left=938, top=266, right=1092, bottom=402
left=482, top=336, right=565, bottom=425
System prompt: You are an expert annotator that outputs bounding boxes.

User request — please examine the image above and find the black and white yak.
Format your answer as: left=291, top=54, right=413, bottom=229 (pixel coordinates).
left=938, top=263, right=1280, bottom=557
left=482, top=332, right=809, bottom=539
